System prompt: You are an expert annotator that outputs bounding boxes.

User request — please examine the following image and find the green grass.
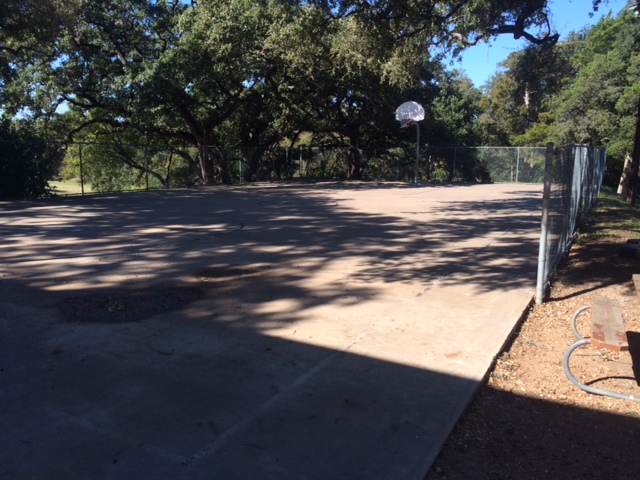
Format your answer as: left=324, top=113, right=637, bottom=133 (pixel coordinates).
left=584, top=186, right=640, bottom=239
left=48, top=181, right=93, bottom=195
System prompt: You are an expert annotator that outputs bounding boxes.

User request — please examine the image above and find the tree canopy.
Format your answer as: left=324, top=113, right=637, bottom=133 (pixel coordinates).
left=479, top=6, right=639, bottom=185
left=2, top=0, right=637, bottom=195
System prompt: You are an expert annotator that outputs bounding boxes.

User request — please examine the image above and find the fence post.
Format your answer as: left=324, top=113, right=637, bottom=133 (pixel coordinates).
left=536, top=143, right=554, bottom=304
left=516, top=147, right=520, bottom=183
left=145, top=146, right=149, bottom=191
left=79, top=143, right=85, bottom=196
left=451, top=147, right=457, bottom=182
left=288, top=147, right=291, bottom=178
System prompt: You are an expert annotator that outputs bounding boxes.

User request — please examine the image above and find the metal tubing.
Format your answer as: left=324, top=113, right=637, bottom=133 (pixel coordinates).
left=563, top=340, right=640, bottom=402
left=570, top=306, right=590, bottom=341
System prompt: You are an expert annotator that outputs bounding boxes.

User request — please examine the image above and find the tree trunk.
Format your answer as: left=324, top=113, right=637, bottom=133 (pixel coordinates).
left=198, top=145, right=220, bottom=185
left=240, top=146, right=257, bottom=182
left=347, top=147, right=364, bottom=179
left=617, top=154, right=633, bottom=196
left=626, top=95, right=640, bottom=205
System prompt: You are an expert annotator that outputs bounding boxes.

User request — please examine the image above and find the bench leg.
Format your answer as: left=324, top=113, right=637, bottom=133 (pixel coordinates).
left=563, top=339, right=640, bottom=402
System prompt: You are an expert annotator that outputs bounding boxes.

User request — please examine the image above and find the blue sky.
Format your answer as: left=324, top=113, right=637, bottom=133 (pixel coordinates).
left=449, top=0, right=630, bottom=87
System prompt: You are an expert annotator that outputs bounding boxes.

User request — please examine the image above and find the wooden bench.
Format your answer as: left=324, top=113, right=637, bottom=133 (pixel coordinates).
left=563, top=296, right=637, bottom=401
left=590, top=297, right=628, bottom=351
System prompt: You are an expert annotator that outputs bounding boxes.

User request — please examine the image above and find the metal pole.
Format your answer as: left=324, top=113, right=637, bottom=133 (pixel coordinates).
left=536, top=143, right=554, bottom=304
left=145, top=146, right=149, bottom=191
left=516, top=146, right=520, bottom=183
left=79, top=143, right=85, bottom=196
left=414, top=123, right=420, bottom=183
left=451, top=147, right=457, bottom=182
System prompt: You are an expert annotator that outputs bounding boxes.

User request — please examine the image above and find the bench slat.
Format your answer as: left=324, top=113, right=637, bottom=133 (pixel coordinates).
left=591, top=297, right=629, bottom=351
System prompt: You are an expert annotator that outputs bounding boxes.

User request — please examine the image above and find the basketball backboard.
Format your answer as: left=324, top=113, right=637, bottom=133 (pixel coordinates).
left=395, top=101, right=425, bottom=122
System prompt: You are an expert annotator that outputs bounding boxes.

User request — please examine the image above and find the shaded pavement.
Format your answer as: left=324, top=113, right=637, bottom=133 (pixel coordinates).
left=0, top=182, right=542, bottom=479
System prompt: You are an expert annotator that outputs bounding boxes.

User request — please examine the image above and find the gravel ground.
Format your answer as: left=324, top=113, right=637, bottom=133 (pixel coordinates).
left=425, top=190, right=640, bottom=480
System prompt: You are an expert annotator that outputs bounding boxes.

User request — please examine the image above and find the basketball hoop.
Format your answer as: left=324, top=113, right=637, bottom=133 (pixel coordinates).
left=399, top=118, right=414, bottom=129
left=394, top=101, right=425, bottom=184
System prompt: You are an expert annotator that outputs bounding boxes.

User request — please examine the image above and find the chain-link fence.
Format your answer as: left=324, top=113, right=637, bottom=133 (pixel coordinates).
left=536, top=144, right=607, bottom=303
left=65, top=143, right=201, bottom=194
left=422, top=146, right=546, bottom=183
left=2, top=138, right=607, bottom=307
left=13, top=142, right=548, bottom=197
left=207, top=146, right=353, bottom=182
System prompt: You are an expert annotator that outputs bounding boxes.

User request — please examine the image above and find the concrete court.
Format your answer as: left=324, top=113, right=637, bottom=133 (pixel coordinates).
left=1, top=181, right=543, bottom=479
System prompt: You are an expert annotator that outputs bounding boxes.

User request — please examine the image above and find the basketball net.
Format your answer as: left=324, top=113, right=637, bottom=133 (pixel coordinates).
left=399, top=118, right=415, bottom=128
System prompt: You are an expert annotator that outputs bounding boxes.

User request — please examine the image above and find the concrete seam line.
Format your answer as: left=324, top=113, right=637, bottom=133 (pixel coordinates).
left=43, top=407, right=189, bottom=464
left=182, top=326, right=378, bottom=470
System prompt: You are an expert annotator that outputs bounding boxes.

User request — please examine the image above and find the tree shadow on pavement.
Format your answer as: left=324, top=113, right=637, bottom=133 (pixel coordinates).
left=0, top=183, right=547, bottom=479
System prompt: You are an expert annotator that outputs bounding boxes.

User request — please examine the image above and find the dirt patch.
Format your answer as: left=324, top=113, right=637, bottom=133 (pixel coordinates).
left=426, top=192, right=640, bottom=480
left=58, top=286, right=208, bottom=323
left=197, top=264, right=274, bottom=281
left=57, top=264, right=275, bottom=323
